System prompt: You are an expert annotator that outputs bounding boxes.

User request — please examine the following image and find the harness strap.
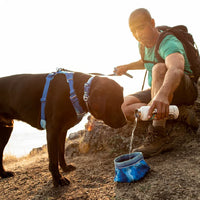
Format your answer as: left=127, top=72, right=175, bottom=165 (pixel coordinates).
left=40, top=71, right=94, bottom=129
left=40, top=72, right=56, bottom=129
left=63, top=72, right=86, bottom=121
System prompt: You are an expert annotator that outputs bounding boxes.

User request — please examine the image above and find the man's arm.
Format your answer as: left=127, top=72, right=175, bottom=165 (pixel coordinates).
left=148, top=52, right=184, bottom=119
left=159, top=53, right=184, bottom=100
left=114, top=59, right=145, bottom=75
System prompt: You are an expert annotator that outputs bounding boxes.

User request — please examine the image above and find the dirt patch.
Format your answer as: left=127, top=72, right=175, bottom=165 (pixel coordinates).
left=1, top=113, right=200, bottom=200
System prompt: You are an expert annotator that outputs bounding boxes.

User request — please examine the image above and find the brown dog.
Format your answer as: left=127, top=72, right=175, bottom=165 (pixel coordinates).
left=0, top=71, right=126, bottom=186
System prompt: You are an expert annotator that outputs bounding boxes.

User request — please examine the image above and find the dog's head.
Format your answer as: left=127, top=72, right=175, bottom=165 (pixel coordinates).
left=88, top=76, right=127, bottom=128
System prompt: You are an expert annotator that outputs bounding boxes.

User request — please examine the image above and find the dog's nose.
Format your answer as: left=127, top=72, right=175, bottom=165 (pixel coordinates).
left=111, top=118, right=127, bottom=129
left=119, top=119, right=127, bottom=127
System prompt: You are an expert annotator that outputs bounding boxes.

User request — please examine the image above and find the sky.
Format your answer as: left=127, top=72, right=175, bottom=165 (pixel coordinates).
left=1, top=0, right=200, bottom=156
left=1, top=0, right=199, bottom=79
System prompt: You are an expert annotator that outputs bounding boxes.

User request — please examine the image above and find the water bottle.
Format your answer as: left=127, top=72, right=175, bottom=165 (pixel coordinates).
left=135, top=105, right=179, bottom=121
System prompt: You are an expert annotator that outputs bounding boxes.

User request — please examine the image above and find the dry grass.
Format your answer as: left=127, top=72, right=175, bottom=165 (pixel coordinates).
left=3, top=154, right=19, bottom=164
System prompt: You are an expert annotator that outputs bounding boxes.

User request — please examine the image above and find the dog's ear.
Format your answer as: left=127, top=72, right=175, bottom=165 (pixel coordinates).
left=87, top=76, right=107, bottom=119
left=88, top=94, right=106, bottom=119
left=87, top=76, right=126, bottom=128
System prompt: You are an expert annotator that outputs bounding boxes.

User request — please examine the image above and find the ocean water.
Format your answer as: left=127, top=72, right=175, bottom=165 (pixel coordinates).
left=4, top=116, right=88, bottom=158
left=4, top=121, right=47, bottom=158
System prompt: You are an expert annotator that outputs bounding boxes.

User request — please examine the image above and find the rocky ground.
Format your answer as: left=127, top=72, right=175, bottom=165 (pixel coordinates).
left=1, top=80, right=200, bottom=200
left=1, top=101, right=200, bottom=200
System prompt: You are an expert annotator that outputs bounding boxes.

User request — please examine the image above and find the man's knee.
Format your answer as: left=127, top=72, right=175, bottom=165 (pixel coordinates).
left=121, top=95, right=146, bottom=121
left=122, top=95, right=141, bottom=107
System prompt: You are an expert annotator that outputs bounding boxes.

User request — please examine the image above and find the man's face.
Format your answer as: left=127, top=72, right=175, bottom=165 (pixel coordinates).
left=129, top=15, right=155, bottom=48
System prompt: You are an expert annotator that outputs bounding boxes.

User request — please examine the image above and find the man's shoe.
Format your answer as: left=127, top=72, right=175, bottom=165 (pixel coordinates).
left=177, top=106, right=199, bottom=129
left=132, top=125, right=174, bottom=158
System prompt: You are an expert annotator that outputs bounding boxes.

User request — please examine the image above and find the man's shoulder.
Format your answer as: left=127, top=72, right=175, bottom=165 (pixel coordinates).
left=159, top=34, right=184, bottom=53
left=158, top=34, right=185, bottom=60
left=160, top=34, right=182, bottom=47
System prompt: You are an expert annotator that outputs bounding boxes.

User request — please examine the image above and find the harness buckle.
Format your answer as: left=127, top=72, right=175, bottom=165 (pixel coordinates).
left=83, top=92, right=89, bottom=102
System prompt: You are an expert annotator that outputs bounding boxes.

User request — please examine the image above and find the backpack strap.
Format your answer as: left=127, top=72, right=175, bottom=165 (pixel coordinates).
left=154, top=25, right=189, bottom=63
left=139, top=43, right=157, bottom=64
left=139, top=25, right=190, bottom=64
left=139, top=25, right=200, bottom=82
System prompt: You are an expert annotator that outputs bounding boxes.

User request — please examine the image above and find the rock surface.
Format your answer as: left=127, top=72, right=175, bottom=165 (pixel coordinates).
left=66, top=108, right=199, bottom=158
left=1, top=79, right=200, bottom=200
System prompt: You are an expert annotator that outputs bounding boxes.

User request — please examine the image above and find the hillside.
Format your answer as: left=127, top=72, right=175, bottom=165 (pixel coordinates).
left=1, top=101, right=200, bottom=200
left=1, top=80, right=200, bottom=200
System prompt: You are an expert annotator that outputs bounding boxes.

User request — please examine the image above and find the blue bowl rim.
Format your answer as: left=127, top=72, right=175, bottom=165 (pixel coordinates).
left=114, top=152, right=144, bottom=169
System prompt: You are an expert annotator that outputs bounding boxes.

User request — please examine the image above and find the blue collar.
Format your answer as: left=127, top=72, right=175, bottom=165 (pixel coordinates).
left=83, top=76, right=95, bottom=112
left=40, top=71, right=94, bottom=129
left=84, top=76, right=94, bottom=102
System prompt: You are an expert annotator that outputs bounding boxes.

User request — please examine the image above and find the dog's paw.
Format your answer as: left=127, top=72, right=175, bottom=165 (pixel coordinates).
left=53, top=176, right=70, bottom=187
left=62, top=164, right=76, bottom=173
left=0, top=171, right=15, bottom=178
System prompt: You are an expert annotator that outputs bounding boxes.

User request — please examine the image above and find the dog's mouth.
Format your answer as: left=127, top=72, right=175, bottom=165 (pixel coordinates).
left=109, top=120, right=127, bottom=129
left=104, top=114, right=127, bottom=129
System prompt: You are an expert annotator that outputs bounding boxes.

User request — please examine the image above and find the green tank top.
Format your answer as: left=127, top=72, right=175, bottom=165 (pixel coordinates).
left=140, top=35, right=192, bottom=86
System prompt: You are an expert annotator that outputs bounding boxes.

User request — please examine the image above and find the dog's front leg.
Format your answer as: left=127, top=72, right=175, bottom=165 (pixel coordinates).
left=59, top=131, right=76, bottom=173
left=0, top=124, right=15, bottom=178
left=46, top=128, right=70, bottom=187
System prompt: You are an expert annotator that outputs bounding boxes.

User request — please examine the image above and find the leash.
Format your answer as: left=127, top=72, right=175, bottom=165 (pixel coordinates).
left=56, top=68, right=133, bottom=78
left=141, top=70, right=147, bottom=91
left=40, top=70, right=94, bottom=129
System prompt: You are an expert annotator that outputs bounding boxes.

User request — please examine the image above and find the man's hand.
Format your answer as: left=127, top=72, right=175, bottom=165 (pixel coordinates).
left=114, top=60, right=145, bottom=76
left=147, top=95, right=169, bottom=120
left=114, top=65, right=128, bottom=76
left=148, top=53, right=184, bottom=120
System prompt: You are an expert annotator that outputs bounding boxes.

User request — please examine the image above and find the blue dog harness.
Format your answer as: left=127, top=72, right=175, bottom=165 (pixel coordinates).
left=40, top=72, right=56, bottom=129
left=40, top=71, right=94, bottom=129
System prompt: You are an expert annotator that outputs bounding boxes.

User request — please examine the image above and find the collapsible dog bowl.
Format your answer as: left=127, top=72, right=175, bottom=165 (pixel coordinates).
left=114, top=152, right=150, bottom=183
